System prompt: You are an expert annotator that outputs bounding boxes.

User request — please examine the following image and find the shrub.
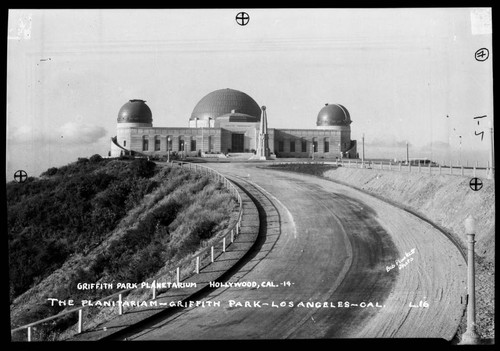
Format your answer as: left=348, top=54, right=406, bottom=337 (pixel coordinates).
left=130, top=158, right=156, bottom=178
left=42, top=167, right=58, bottom=177
left=89, top=154, right=103, bottom=163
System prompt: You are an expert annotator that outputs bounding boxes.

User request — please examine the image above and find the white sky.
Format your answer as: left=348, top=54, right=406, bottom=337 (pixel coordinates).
left=6, top=8, right=493, bottom=178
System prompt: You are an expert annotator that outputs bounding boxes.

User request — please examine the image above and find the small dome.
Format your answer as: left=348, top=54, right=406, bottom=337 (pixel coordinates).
left=190, top=88, right=261, bottom=123
left=118, top=99, right=152, bottom=124
left=316, top=103, right=351, bottom=127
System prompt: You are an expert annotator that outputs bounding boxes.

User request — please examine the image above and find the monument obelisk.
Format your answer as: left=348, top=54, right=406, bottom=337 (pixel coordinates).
left=253, top=106, right=270, bottom=160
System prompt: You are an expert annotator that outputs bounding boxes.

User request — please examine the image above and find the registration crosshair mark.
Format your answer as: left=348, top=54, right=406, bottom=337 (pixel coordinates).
left=236, top=12, right=250, bottom=26
left=475, top=48, right=489, bottom=62
left=469, top=177, right=483, bottom=191
left=14, top=170, right=28, bottom=183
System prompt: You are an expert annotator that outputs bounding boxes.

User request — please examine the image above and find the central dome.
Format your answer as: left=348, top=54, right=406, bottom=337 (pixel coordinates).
left=190, top=88, right=261, bottom=122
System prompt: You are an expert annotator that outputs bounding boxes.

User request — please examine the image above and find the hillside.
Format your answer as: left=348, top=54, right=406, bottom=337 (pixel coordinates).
left=267, top=163, right=495, bottom=341
left=8, top=156, right=238, bottom=340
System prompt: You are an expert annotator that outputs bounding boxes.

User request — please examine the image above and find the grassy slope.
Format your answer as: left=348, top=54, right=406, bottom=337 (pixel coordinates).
left=9, top=159, right=237, bottom=340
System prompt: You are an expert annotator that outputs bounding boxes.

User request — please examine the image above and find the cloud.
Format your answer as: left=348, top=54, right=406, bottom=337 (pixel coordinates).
left=58, top=122, right=107, bottom=143
left=365, top=137, right=408, bottom=148
left=8, top=123, right=108, bottom=144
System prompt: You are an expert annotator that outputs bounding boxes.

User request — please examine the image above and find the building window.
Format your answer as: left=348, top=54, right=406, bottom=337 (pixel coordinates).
left=123, top=140, right=126, bottom=147
left=313, top=140, right=318, bottom=152
left=324, top=138, right=330, bottom=153
left=142, top=136, right=149, bottom=151
left=155, top=136, right=160, bottom=151
left=290, top=140, right=295, bottom=152
left=191, top=139, right=196, bottom=152
left=278, top=140, right=284, bottom=152
left=301, top=139, right=307, bottom=152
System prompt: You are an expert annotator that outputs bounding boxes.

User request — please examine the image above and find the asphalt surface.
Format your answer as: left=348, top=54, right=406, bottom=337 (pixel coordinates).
left=117, top=163, right=466, bottom=340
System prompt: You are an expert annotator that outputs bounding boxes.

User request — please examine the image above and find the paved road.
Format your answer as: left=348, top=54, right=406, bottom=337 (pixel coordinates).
left=119, top=163, right=466, bottom=340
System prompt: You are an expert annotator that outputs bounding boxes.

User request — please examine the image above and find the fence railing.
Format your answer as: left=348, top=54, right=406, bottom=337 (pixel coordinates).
left=10, top=161, right=243, bottom=342
left=335, top=159, right=494, bottom=178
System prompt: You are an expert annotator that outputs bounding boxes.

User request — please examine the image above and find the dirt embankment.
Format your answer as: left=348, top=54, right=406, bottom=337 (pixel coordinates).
left=322, top=167, right=495, bottom=341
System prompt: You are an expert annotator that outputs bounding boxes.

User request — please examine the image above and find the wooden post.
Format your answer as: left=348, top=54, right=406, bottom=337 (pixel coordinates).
left=196, top=256, right=200, bottom=274
left=78, top=309, right=83, bottom=333
left=152, top=280, right=156, bottom=300
left=473, top=166, right=476, bottom=177
left=450, top=164, right=453, bottom=175
left=461, top=166, right=464, bottom=176
left=223, top=237, right=226, bottom=252
left=211, top=246, right=214, bottom=263
left=27, top=326, right=31, bottom=342
left=176, top=267, right=180, bottom=284
left=231, top=229, right=234, bottom=243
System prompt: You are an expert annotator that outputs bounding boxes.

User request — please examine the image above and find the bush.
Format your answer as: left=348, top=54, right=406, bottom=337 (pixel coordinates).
left=130, top=158, right=156, bottom=178
left=42, top=167, right=58, bottom=177
left=7, top=158, right=162, bottom=301
left=89, top=154, right=103, bottom=163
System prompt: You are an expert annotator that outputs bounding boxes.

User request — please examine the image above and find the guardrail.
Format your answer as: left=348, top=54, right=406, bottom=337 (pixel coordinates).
left=336, top=159, right=493, bottom=178
left=11, top=161, right=243, bottom=342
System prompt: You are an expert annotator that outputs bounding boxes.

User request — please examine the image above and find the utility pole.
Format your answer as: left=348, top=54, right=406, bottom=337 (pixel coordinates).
left=362, top=133, right=365, bottom=164
left=459, top=136, right=462, bottom=166
left=488, top=120, right=494, bottom=179
left=406, top=141, right=409, bottom=165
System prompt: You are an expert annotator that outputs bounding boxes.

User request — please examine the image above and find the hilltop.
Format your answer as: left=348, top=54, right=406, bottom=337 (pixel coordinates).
left=8, top=155, right=238, bottom=340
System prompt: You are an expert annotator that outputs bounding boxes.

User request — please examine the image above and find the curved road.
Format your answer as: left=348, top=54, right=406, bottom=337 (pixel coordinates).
left=118, top=163, right=466, bottom=340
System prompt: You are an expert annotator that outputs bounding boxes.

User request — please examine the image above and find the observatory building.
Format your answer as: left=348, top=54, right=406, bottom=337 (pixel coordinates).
left=110, top=88, right=357, bottom=159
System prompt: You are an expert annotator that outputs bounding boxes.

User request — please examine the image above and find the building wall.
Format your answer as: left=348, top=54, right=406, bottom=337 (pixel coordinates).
left=115, top=122, right=356, bottom=158
left=123, top=126, right=222, bottom=156
left=272, top=128, right=355, bottom=158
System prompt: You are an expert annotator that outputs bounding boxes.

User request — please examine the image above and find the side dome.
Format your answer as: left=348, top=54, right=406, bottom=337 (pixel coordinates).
left=316, top=103, right=351, bottom=127
left=190, top=88, right=261, bottom=122
left=117, top=99, right=152, bottom=124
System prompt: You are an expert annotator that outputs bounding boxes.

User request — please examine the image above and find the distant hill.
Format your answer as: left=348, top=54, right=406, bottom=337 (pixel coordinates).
left=8, top=156, right=237, bottom=340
